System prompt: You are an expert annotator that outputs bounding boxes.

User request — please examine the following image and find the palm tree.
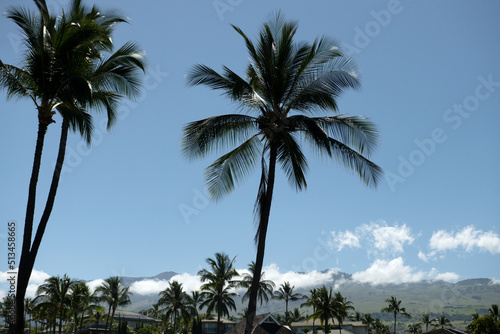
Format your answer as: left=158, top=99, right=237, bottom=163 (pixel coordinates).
left=302, top=289, right=319, bottom=333
left=361, top=313, right=375, bottom=334
left=198, top=252, right=239, bottom=334
left=287, top=308, right=306, bottom=323
left=489, top=304, right=499, bottom=322
left=181, top=12, right=382, bottom=334
left=96, top=276, right=132, bottom=332
left=373, top=318, right=391, bottom=334
left=406, top=323, right=422, bottom=334
left=1, top=295, right=16, bottom=327
left=36, top=275, right=77, bottom=334
left=239, top=262, right=275, bottom=306
left=432, top=315, right=451, bottom=330
left=68, top=281, right=100, bottom=333
left=334, top=292, right=354, bottom=334
left=381, top=296, right=411, bottom=334
left=187, top=291, right=205, bottom=334
left=273, top=282, right=304, bottom=324
left=420, top=313, right=431, bottom=333
left=158, top=281, right=191, bottom=334
left=1, top=2, right=145, bottom=333
left=310, top=286, right=342, bottom=334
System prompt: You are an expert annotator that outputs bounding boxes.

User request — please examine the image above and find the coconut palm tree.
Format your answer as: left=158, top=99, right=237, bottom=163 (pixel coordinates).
left=158, top=281, right=191, bottom=334
left=334, top=292, right=354, bottom=334
left=274, top=282, right=304, bottom=324
left=239, top=262, right=275, bottom=306
left=198, top=252, right=239, bottom=334
left=1, top=2, right=145, bottom=333
left=36, top=275, right=78, bottom=334
left=361, top=313, right=375, bottom=334
left=489, top=304, right=499, bottom=323
left=187, top=291, right=205, bottom=334
left=432, top=315, right=451, bottom=330
left=181, top=12, right=382, bottom=334
left=420, top=313, right=431, bottom=333
left=302, top=289, right=319, bottom=333
left=96, top=276, right=132, bottom=332
left=68, top=281, right=101, bottom=333
left=406, top=323, right=422, bottom=334
left=310, top=286, right=342, bottom=334
left=381, top=296, right=411, bottom=334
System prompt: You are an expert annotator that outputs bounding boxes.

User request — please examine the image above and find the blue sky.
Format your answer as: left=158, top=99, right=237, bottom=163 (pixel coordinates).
left=1, top=0, right=500, bottom=301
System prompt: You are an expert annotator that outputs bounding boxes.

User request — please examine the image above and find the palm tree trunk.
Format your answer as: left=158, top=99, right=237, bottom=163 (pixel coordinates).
left=394, top=314, right=397, bottom=334
left=244, top=146, right=277, bottom=334
left=12, top=120, right=49, bottom=334
left=105, top=305, right=112, bottom=332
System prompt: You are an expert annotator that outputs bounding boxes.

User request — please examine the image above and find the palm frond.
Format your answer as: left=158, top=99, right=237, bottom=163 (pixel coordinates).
left=327, top=137, right=383, bottom=187
left=206, top=134, right=262, bottom=200
left=0, top=61, right=37, bottom=103
left=276, top=132, right=308, bottom=190
left=181, top=114, right=258, bottom=159
left=293, top=115, right=379, bottom=156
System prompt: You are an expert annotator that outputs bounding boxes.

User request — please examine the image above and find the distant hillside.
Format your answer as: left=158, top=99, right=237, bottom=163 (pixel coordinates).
left=120, top=270, right=500, bottom=330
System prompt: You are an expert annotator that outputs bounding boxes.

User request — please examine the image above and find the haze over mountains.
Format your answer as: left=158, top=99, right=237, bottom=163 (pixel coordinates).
left=114, top=269, right=500, bottom=319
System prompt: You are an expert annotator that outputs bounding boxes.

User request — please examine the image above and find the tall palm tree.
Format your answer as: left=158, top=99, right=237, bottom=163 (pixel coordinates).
left=489, top=304, right=499, bottom=323
left=361, top=313, right=375, bottom=334
left=1, top=2, right=145, bottom=333
left=68, top=281, right=100, bottom=333
left=198, top=252, right=239, bottom=334
left=302, top=289, right=319, bottom=333
left=406, top=323, right=422, bottom=334
left=432, top=315, right=451, bottom=330
left=187, top=291, right=205, bottom=334
left=420, top=313, right=431, bottom=333
left=273, top=282, right=304, bottom=324
left=96, top=276, right=132, bottom=332
left=181, top=12, right=382, bottom=334
left=239, top=262, right=275, bottom=306
left=334, top=292, right=354, bottom=334
left=36, top=275, right=77, bottom=334
left=310, top=286, right=342, bottom=334
left=158, top=281, right=191, bottom=334
left=381, top=296, right=411, bottom=334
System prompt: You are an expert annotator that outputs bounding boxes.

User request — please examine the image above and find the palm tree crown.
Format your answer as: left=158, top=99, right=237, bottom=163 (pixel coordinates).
left=381, top=296, right=411, bottom=334
left=158, top=281, right=190, bottom=334
left=239, top=261, right=275, bottom=306
left=274, top=282, right=305, bottom=324
left=198, top=252, right=239, bottom=334
left=181, top=12, right=382, bottom=334
left=95, top=276, right=132, bottom=331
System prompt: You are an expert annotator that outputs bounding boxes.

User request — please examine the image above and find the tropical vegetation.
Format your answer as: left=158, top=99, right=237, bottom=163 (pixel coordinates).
left=181, top=11, right=382, bottom=334
left=0, top=1, right=145, bottom=333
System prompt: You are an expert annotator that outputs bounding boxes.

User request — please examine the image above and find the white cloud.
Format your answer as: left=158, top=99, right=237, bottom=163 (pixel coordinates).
left=329, top=221, right=415, bottom=255
left=434, top=272, right=460, bottom=282
left=352, top=258, right=460, bottom=285
left=363, top=222, right=414, bottom=253
left=418, top=251, right=428, bottom=262
left=489, top=279, right=500, bottom=285
left=261, top=264, right=336, bottom=290
left=329, top=230, right=360, bottom=251
left=170, top=273, right=203, bottom=293
left=129, top=279, right=172, bottom=296
left=429, top=226, right=500, bottom=254
left=86, top=279, right=105, bottom=293
left=0, top=269, right=51, bottom=299
left=352, top=257, right=425, bottom=285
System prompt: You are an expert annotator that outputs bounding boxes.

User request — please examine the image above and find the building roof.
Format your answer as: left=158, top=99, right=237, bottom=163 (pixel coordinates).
left=112, top=310, right=161, bottom=323
left=227, top=314, right=294, bottom=334
left=291, top=320, right=366, bottom=328
left=424, top=329, right=466, bottom=334
left=201, top=317, right=237, bottom=325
